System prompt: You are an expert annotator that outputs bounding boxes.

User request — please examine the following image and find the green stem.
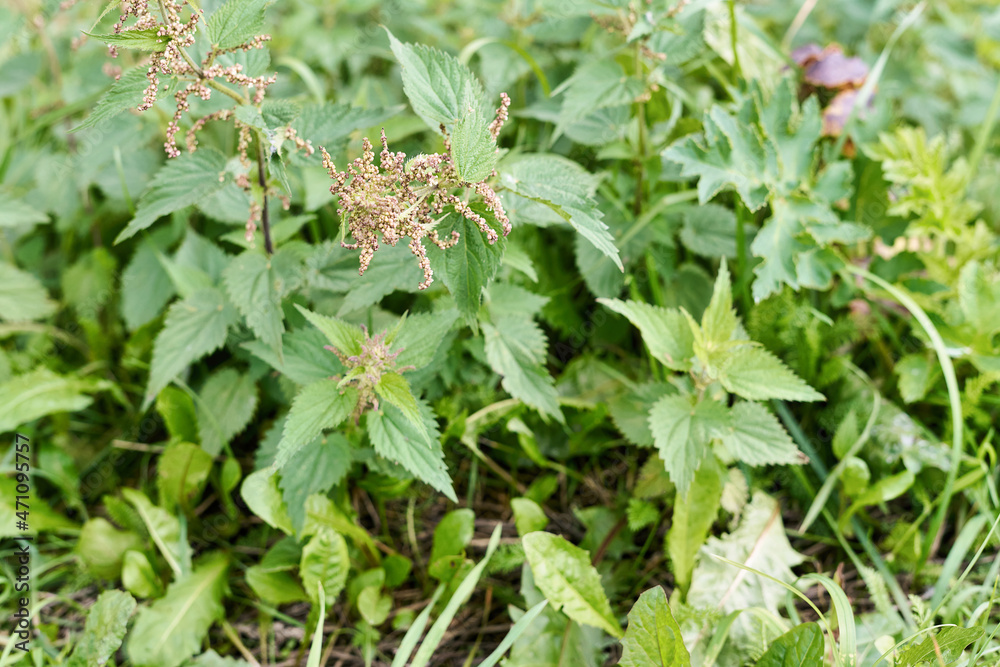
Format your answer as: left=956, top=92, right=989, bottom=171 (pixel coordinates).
left=967, top=73, right=1000, bottom=186
left=845, top=265, right=963, bottom=568
left=728, top=0, right=741, bottom=82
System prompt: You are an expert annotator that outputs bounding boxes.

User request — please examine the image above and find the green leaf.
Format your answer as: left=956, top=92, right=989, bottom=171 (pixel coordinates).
left=0, top=477, right=75, bottom=537
left=242, top=328, right=344, bottom=386
left=483, top=317, right=562, bottom=422
left=121, top=488, right=192, bottom=577
left=156, top=386, right=199, bottom=443
left=156, top=442, right=213, bottom=511
left=896, top=626, right=984, bottom=666
left=366, top=401, right=457, bottom=502
left=680, top=204, right=738, bottom=258
left=278, top=434, right=352, bottom=533
left=895, top=353, right=937, bottom=404
left=755, top=622, right=824, bottom=667
left=196, top=368, right=259, bottom=456
left=556, top=60, right=643, bottom=138
left=433, top=207, right=507, bottom=322
left=207, top=0, right=269, bottom=50
left=391, top=309, right=459, bottom=369
left=700, top=259, right=738, bottom=347
left=145, top=287, right=238, bottom=405
left=0, top=191, right=48, bottom=228
left=123, top=551, right=163, bottom=599
left=720, top=401, right=804, bottom=467
left=274, top=380, right=356, bottom=469
left=126, top=553, right=229, bottom=667
left=958, top=260, right=1000, bottom=334
left=115, top=149, right=229, bottom=244
left=598, top=299, right=693, bottom=371
left=223, top=250, right=288, bottom=357
left=122, top=240, right=176, bottom=331
left=0, top=369, right=108, bottom=433
left=0, top=261, right=57, bottom=322
left=511, top=497, right=548, bottom=537
left=86, top=28, right=169, bottom=51
left=619, top=586, right=691, bottom=667
left=300, top=527, right=350, bottom=607
left=718, top=346, right=824, bottom=402
left=72, top=66, right=149, bottom=132
left=431, top=508, right=475, bottom=564
left=667, top=458, right=722, bottom=593
left=451, top=111, right=498, bottom=182
left=502, top=154, right=622, bottom=270
left=648, top=394, right=729, bottom=496
left=246, top=566, right=307, bottom=606
left=375, top=371, right=426, bottom=435
left=240, top=469, right=293, bottom=534
left=295, top=305, right=364, bottom=356
left=522, top=531, right=622, bottom=639
left=386, top=29, right=486, bottom=131
left=66, top=591, right=137, bottom=667
left=76, top=518, right=144, bottom=580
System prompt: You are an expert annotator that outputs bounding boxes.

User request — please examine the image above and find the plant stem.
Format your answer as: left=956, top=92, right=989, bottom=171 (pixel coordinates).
left=255, top=139, right=274, bottom=254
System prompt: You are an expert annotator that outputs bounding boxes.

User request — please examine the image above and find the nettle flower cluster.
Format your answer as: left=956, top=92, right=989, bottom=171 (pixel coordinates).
left=326, top=327, right=413, bottom=421
left=320, top=94, right=512, bottom=290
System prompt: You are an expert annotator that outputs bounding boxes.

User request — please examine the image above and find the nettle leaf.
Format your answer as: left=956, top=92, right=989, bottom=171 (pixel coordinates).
left=0, top=261, right=57, bottom=322
left=293, top=102, right=403, bottom=149
left=430, top=206, right=506, bottom=322
left=300, top=526, right=350, bottom=606
left=115, top=148, right=229, bottom=244
left=295, top=305, right=364, bottom=356
left=366, top=401, right=457, bottom=501
left=451, top=111, right=499, bottom=183
left=0, top=369, right=110, bottom=433
left=599, top=299, right=693, bottom=371
left=719, top=401, right=804, bottom=467
left=87, top=28, right=169, bottom=51
left=700, top=259, right=738, bottom=348
left=0, top=191, right=48, bottom=228
left=207, top=0, right=269, bottom=51
left=243, top=328, right=343, bottom=386
left=522, top=531, right=623, bottom=639
left=374, top=371, right=426, bottom=436
left=896, top=625, right=984, bottom=666
left=756, top=622, right=824, bottom=667
left=274, top=380, right=356, bottom=469
left=146, top=287, right=238, bottom=405
left=680, top=204, right=738, bottom=258
left=483, top=316, right=562, bottom=422
left=648, top=394, right=729, bottom=495
left=619, top=586, right=691, bottom=667
left=502, top=154, right=622, bottom=270
left=556, top=60, right=643, bottom=138
left=196, top=368, right=259, bottom=456
left=718, top=345, right=824, bottom=402
left=391, top=309, right=459, bottom=369
left=127, top=553, right=229, bottom=667
left=72, top=65, right=149, bottom=131
left=279, top=434, right=352, bottom=533
left=223, top=250, right=288, bottom=357
left=386, top=29, right=486, bottom=131
left=66, top=590, right=137, bottom=667
left=668, top=458, right=722, bottom=594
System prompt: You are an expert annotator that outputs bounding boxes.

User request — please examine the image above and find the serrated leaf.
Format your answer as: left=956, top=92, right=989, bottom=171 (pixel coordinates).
left=0, top=261, right=57, bottom=322
left=502, top=154, right=622, bottom=270
left=433, top=207, right=506, bottom=322
left=366, top=401, right=456, bottom=501
left=223, top=250, right=287, bottom=356
left=386, top=29, right=486, bottom=131
left=720, top=401, right=804, bottom=467
left=278, top=434, right=352, bottom=533
left=242, top=328, right=344, bottom=385
left=556, top=60, right=643, bottom=138
left=755, top=622, right=825, bottom=667
left=295, top=305, right=363, bottom=356
left=300, top=526, right=350, bottom=607
left=207, top=0, right=269, bottom=50
left=196, top=368, right=259, bottom=456
left=619, top=586, right=691, bottom=667
left=718, top=345, right=824, bottom=402
left=668, top=458, right=722, bottom=593
left=522, top=532, right=622, bottom=639
left=599, top=298, right=694, bottom=371
left=66, top=591, right=137, bottom=667
left=115, top=149, right=228, bottom=243
left=0, top=369, right=108, bottom=433
left=0, top=191, right=48, bottom=228
left=126, top=553, right=229, bottom=667
left=483, top=317, right=562, bottom=422
left=145, top=287, right=238, bottom=405
left=451, top=111, right=498, bottom=182
left=293, top=102, right=402, bottom=148
left=72, top=66, right=150, bottom=131
left=701, top=259, right=738, bottom=346
left=679, top=203, right=738, bottom=258
left=87, top=28, right=169, bottom=51
left=648, top=394, right=729, bottom=495
left=374, top=371, right=426, bottom=436
left=391, top=309, right=459, bottom=369
left=896, top=626, right=983, bottom=666
left=274, top=380, right=356, bottom=469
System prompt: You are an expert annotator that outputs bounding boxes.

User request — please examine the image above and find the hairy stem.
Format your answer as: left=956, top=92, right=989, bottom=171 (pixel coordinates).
left=255, top=139, right=274, bottom=254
